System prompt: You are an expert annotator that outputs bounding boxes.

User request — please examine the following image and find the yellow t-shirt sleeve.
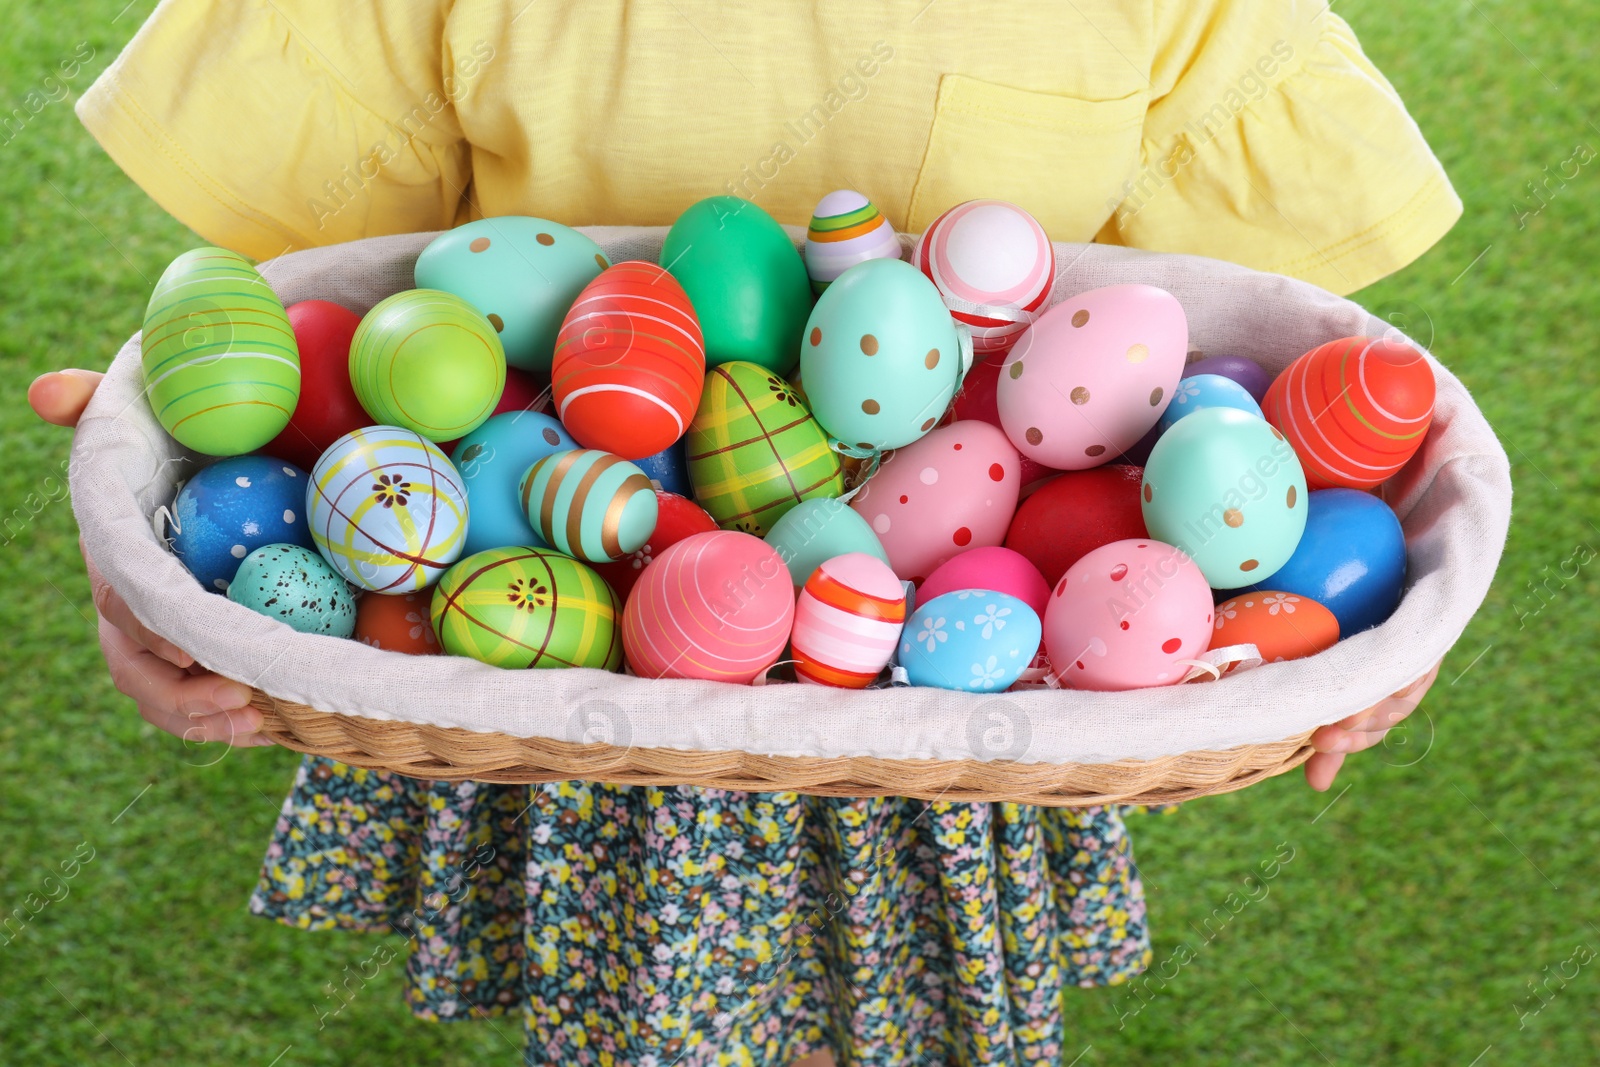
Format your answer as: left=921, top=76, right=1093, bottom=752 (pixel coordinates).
left=1101, top=0, right=1462, bottom=295
left=75, top=0, right=471, bottom=261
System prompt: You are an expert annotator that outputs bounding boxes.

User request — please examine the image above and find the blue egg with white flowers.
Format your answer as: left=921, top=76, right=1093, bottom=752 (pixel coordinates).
left=1158, top=373, right=1264, bottom=435
left=169, top=455, right=313, bottom=593
left=633, top=438, right=692, bottom=497
left=899, top=590, right=1041, bottom=693
left=451, top=411, right=577, bottom=555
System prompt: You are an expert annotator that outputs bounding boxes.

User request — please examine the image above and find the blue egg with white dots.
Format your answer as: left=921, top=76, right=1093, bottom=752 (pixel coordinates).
left=451, top=411, right=577, bottom=555
left=169, top=455, right=313, bottom=593
left=1157, top=373, right=1264, bottom=434
left=632, top=438, right=692, bottom=497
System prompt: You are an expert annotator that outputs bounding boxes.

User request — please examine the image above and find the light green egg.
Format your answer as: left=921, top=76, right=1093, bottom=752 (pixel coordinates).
left=141, top=247, right=299, bottom=456
left=764, top=497, right=891, bottom=590
left=414, top=217, right=609, bottom=373
left=1141, top=407, right=1308, bottom=589
left=519, top=449, right=658, bottom=563
left=798, top=258, right=962, bottom=451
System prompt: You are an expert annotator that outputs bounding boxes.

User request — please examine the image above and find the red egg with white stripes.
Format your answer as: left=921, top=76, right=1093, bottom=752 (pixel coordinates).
left=912, top=199, right=1055, bottom=357
left=552, top=261, right=706, bottom=460
left=790, top=552, right=907, bottom=688
left=1262, top=336, right=1435, bottom=490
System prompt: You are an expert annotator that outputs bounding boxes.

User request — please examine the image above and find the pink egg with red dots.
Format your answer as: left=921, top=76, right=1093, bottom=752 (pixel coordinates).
left=919, top=546, right=1050, bottom=619
left=850, top=420, right=1020, bottom=583
left=997, top=284, right=1188, bottom=471
left=1043, top=538, right=1214, bottom=691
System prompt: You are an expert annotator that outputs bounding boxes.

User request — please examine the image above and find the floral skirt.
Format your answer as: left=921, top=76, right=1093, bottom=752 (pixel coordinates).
left=251, top=756, right=1153, bottom=1066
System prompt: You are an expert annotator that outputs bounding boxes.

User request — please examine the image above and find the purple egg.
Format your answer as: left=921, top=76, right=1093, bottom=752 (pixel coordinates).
left=1186, top=354, right=1273, bottom=405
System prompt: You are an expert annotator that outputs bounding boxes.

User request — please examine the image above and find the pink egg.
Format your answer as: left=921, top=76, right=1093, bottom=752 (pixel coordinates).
left=1043, top=538, right=1214, bottom=691
left=912, top=200, right=1054, bottom=357
left=621, top=531, right=794, bottom=684
left=850, top=420, right=1021, bottom=583
left=791, top=552, right=907, bottom=688
left=919, top=546, right=1049, bottom=618
left=997, top=284, right=1188, bottom=470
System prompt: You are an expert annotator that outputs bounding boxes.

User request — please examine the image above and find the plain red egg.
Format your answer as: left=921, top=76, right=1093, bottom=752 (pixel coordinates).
left=352, top=591, right=440, bottom=655
left=592, top=491, right=717, bottom=601
left=1004, top=465, right=1148, bottom=586
left=264, top=300, right=366, bottom=470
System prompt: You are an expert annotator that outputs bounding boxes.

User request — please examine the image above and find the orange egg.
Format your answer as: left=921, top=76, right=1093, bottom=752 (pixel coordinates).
left=353, top=591, right=440, bottom=655
left=1209, top=591, right=1339, bottom=664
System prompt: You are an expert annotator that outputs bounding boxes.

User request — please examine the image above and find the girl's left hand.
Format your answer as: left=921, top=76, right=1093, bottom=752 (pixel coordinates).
left=1304, top=661, right=1441, bottom=792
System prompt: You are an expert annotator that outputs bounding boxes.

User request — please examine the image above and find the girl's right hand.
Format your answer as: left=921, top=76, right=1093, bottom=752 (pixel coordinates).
left=31, top=369, right=273, bottom=747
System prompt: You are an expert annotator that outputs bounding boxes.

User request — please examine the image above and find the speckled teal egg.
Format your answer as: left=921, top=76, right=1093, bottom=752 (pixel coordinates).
left=799, top=258, right=964, bottom=451
left=227, top=544, right=357, bottom=636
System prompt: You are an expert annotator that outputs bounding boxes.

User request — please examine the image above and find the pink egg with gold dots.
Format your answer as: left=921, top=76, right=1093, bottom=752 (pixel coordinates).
left=912, top=200, right=1055, bottom=357
left=850, top=420, right=1020, bottom=583
left=791, top=552, right=907, bottom=688
left=1043, top=538, right=1214, bottom=691
left=997, top=284, right=1188, bottom=471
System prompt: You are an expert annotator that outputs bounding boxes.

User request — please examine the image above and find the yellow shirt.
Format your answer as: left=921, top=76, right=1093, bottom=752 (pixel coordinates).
left=78, top=0, right=1460, bottom=295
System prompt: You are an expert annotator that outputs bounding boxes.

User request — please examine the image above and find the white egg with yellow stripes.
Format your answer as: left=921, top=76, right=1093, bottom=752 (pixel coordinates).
left=307, top=426, right=469, bottom=592
left=519, top=449, right=659, bottom=563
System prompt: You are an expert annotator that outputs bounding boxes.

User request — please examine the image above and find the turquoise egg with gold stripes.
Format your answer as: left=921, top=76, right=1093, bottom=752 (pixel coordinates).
left=307, top=426, right=469, bottom=592
left=519, top=449, right=658, bottom=563
left=141, top=247, right=300, bottom=456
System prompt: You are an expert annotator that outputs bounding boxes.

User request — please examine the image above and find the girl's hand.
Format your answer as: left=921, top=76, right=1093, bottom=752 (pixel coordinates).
left=1304, top=661, right=1440, bottom=791
left=30, top=369, right=273, bottom=747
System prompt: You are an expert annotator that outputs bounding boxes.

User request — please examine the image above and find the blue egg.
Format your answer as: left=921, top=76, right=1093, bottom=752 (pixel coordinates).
left=451, top=411, right=577, bottom=555
left=633, top=438, right=692, bottom=497
left=1241, top=488, right=1405, bottom=635
left=1158, top=374, right=1264, bottom=434
left=1185, top=354, right=1273, bottom=404
left=169, top=455, right=313, bottom=593
left=898, top=590, right=1041, bottom=693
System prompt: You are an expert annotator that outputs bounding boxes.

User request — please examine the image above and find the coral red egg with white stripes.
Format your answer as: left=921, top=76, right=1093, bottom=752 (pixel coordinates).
left=791, top=552, right=907, bottom=688
left=621, top=531, right=794, bottom=684
left=1262, top=336, right=1435, bottom=490
left=912, top=200, right=1054, bottom=357
left=552, top=261, right=705, bottom=460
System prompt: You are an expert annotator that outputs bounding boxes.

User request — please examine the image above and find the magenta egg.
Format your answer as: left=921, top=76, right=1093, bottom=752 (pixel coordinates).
left=919, top=546, right=1049, bottom=619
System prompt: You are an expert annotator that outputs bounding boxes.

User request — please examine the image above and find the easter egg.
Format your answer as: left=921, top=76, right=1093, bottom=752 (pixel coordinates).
left=141, top=247, right=299, bottom=456
left=804, top=190, right=902, bottom=294
left=765, top=497, right=890, bottom=591
left=348, top=289, right=506, bottom=442
left=493, top=367, right=550, bottom=416
left=997, top=284, right=1188, bottom=470
left=850, top=420, right=1020, bottom=583
left=227, top=544, right=356, bottom=636
left=551, top=261, right=705, bottom=459
left=1141, top=408, right=1307, bottom=589
left=1004, top=466, right=1147, bottom=586
left=592, top=491, right=718, bottom=601
left=264, top=301, right=365, bottom=471
left=660, top=197, right=813, bottom=373
left=1043, top=539, right=1214, bottom=691
left=911, top=199, right=1054, bottom=358
left=431, top=547, right=623, bottom=670
left=1158, top=374, right=1264, bottom=434
left=1210, top=591, right=1339, bottom=663
left=1186, top=354, right=1273, bottom=405
left=899, top=590, right=1041, bottom=693
left=621, top=531, right=795, bottom=684
left=920, top=546, right=1050, bottom=619
left=519, top=450, right=658, bottom=563
left=791, top=552, right=907, bottom=687
left=169, top=455, right=313, bottom=593
left=413, top=216, right=609, bottom=372
left=353, top=591, right=440, bottom=655
left=451, top=411, right=577, bottom=555
left=800, top=258, right=964, bottom=451
left=1263, top=336, right=1435, bottom=490
left=307, top=426, right=469, bottom=592
left=1240, top=488, right=1406, bottom=635
left=633, top=438, right=693, bottom=497
left=952, top=355, right=1062, bottom=489
left=685, top=362, right=844, bottom=535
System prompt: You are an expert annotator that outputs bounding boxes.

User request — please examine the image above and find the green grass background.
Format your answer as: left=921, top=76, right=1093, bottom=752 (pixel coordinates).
left=2, top=1, right=1596, bottom=1063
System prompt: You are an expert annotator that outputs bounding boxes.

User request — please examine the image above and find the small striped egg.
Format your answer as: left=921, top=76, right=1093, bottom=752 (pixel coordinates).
left=519, top=449, right=658, bottom=563
left=307, top=426, right=469, bottom=592
left=791, top=552, right=906, bottom=688
left=141, top=247, right=300, bottom=456
left=553, top=261, right=705, bottom=460
left=804, top=190, right=902, bottom=294
left=912, top=200, right=1054, bottom=357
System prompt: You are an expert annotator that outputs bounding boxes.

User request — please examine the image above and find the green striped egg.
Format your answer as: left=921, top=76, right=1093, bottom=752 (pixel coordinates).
left=685, top=361, right=845, bottom=536
left=141, top=247, right=300, bottom=456
left=348, top=289, right=506, bottom=442
left=431, top=547, right=623, bottom=670
left=519, top=450, right=658, bottom=563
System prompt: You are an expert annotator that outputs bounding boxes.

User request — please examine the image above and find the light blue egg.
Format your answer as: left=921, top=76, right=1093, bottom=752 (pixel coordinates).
left=633, top=438, right=692, bottom=497
left=227, top=544, right=356, bottom=636
left=898, top=590, right=1041, bottom=693
left=170, top=455, right=312, bottom=593
left=764, top=497, right=891, bottom=590
left=452, top=411, right=577, bottom=555
left=1157, top=373, right=1264, bottom=434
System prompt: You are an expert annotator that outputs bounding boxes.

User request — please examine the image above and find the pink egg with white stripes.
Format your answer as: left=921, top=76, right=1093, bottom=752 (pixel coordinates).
left=621, top=531, right=794, bottom=684
left=791, top=553, right=907, bottom=688
left=912, top=200, right=1055, bottom=357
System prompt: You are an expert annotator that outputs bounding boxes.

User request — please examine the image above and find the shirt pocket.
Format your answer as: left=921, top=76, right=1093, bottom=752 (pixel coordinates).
left=906, top=74, right=1150, bottom=241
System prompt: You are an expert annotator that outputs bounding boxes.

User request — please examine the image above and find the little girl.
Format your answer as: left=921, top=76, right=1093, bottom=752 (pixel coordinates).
left=32, top=1, right=1452, bottom=1063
